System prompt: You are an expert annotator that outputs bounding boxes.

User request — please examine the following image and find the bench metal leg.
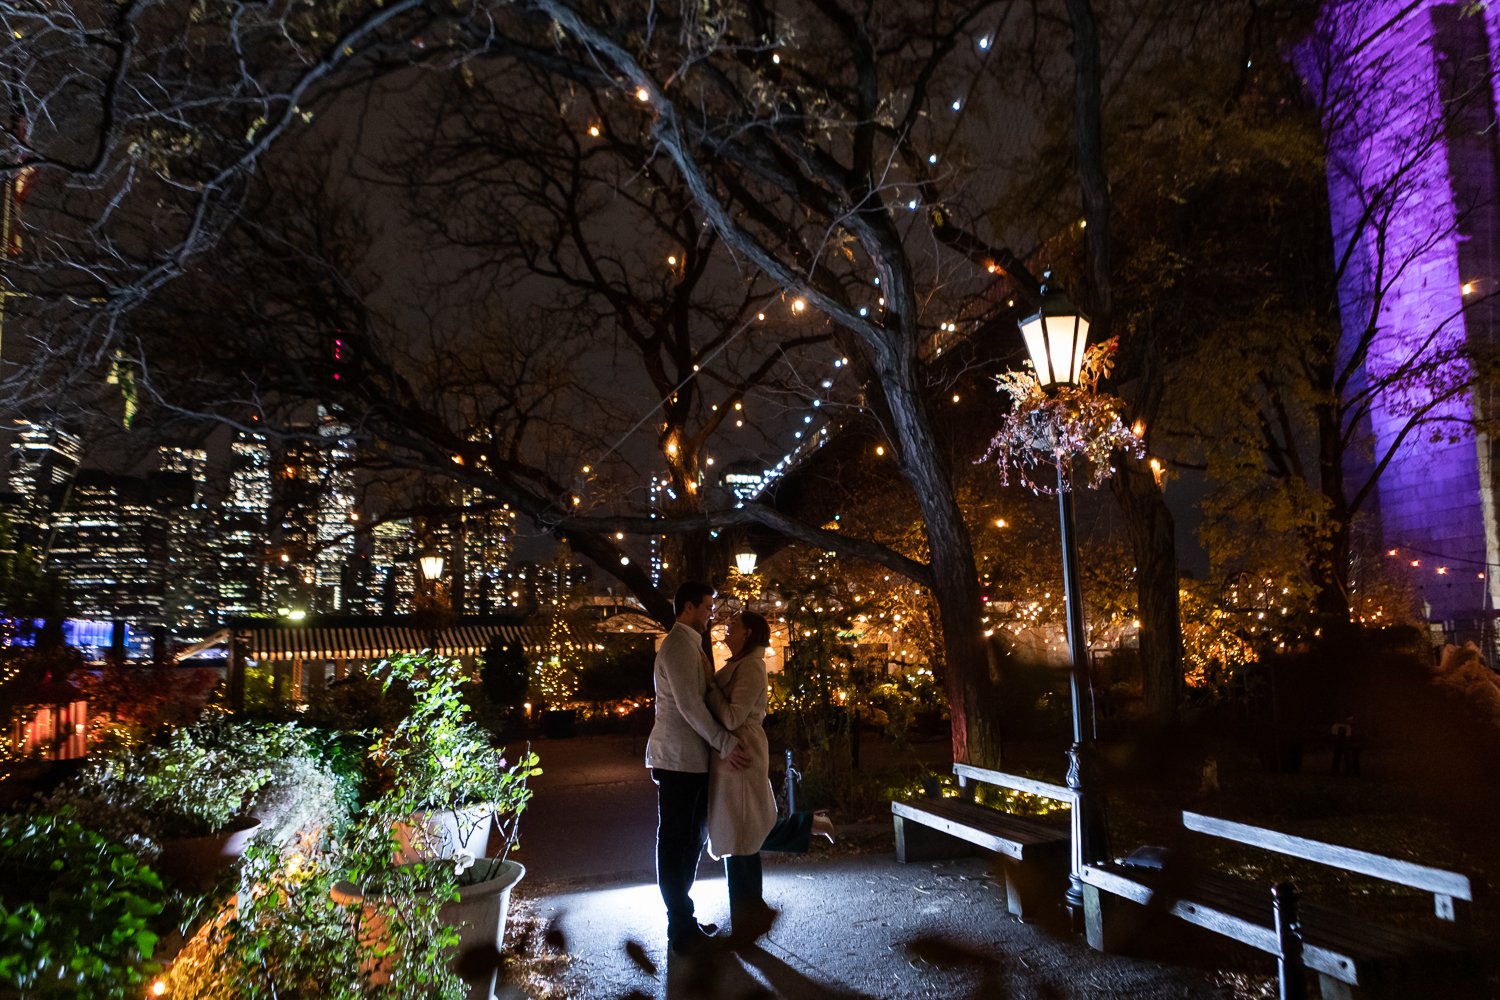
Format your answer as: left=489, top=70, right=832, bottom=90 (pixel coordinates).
left=892, top=815, right=974, bottom=863
left=1082, top=884, right=1146, bottom=954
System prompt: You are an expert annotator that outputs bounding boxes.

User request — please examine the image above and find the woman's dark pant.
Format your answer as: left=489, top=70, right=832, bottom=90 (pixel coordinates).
left=725, top=812, right=814, bottom=915
left=652, top=768, right=709, bottom=937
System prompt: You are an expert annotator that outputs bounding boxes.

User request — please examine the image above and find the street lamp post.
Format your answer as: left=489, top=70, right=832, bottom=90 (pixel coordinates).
left=417, top=549, right=448, bottom=650
left=1017, top=273, right=1108, bottom=925
left=734, top=549, right=759, bottom=576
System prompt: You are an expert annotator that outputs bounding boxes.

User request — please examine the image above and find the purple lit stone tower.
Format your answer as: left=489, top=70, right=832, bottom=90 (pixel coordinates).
left=1303, top=1, right=1500, bottom=623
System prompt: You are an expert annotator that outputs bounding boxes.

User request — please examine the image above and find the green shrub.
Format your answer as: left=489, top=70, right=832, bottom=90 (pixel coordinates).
left=0, top=812, right=167, bottom=999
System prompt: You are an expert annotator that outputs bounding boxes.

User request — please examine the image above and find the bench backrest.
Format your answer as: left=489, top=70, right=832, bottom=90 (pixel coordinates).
left=953, top=763, right=1075, bottom=804
left=1183, top=810, right=1474, bottom=923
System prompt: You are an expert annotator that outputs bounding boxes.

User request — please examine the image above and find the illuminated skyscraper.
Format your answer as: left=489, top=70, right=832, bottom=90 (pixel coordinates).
left=368, top=518, right=418, bottom=615
left=459, top=487, right=517, bottom=613
left=157, top=446, right=213, bottom=631
left=314, top=409, right=357, bottom=609
left=212, top=431, right=271, bottom=619
left=46, top=471, right=181, bottom=626
left=4, top=419, right=82, bottom=541
left=264, top=409, right=357, bottom=613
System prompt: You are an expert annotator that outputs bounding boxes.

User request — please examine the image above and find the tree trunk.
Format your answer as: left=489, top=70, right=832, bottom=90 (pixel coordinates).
left=878, top=349, right=999, bottom=765
left=1111, top=458, right=1183, bottom=722
left=1315, top=393, right=1354, bottom=626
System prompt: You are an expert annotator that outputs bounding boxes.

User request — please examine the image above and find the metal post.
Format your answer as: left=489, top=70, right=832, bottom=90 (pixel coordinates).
left=1057, top=461, right=1107, bottom=925
left=783, top=748, right=800, bottom=816
left=1272, top=881, right=1306, bottom=1000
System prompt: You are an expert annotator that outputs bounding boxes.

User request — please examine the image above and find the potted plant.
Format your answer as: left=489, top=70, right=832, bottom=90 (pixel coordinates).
left=49, top=720, right=272, bottom=889
left=370, top=652, right=540, bottom=862
left=335, top=651, right=541, bottom=1000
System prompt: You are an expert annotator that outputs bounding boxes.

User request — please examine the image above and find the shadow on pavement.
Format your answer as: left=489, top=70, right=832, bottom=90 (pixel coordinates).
left=662, top=943, right=879, bottom=1000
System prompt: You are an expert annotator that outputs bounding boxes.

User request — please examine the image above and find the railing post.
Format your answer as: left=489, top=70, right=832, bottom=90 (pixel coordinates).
left=1272, top=881, right=1305, bottom=1000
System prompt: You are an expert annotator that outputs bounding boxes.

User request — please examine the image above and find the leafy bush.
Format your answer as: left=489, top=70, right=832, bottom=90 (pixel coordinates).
left=49, top=719, right=351, bottom=846
left=0, top=812, right=167, bottom=999
left=370, top=652, right=541, bottom=855
left=163, top=831, right=465, bottom=1000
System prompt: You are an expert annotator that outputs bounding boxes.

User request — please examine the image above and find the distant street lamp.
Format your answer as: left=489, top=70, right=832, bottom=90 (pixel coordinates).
left=419, top=552, right=446, bottom=582
left=1017, top=273, right=1107, bottom=924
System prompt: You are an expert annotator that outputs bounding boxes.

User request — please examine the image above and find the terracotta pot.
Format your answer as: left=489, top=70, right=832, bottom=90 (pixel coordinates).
left=155, top=816, right=262, bottom=890
left=332, top=859, right=525, bottom=1000
left=393, top=804, right=496, bottom=862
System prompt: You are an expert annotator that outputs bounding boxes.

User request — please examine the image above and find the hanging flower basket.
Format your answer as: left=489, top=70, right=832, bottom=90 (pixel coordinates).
left=980, top=338, right=1144, bottom=493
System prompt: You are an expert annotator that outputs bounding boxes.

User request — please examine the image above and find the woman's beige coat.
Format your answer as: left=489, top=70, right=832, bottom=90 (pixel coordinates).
left=705, top=648, right=778, bottom=859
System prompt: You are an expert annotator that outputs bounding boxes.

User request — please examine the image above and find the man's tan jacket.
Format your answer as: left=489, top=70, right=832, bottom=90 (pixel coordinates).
left=645, top=622, right=739, bottom=772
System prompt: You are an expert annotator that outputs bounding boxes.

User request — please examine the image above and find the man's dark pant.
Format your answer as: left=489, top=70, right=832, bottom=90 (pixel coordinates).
left=651, top=768, right=709, bottom=938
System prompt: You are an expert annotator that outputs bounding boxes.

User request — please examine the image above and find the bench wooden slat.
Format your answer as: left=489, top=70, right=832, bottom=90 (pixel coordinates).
left=953, top=763, right=1075, bottom=803
left=1083, top=863, right=1467, bottom=986
left=1186, top=874, right=1455, bottom=960
left=892, top=799, right=1067, bottom=861
left=1182, top=812, right=1473, bottom=902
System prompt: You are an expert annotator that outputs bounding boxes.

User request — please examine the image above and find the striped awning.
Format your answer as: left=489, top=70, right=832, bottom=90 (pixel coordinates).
left=241, top=623, right=543, bottom=663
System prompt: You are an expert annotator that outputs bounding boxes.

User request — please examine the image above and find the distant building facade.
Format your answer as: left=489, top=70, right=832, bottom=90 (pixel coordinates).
left=1308, top=1, right=1500, bottom=622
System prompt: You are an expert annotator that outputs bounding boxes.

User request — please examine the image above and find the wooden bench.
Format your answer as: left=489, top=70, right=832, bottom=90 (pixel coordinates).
left=891, top=763, right=1073, bottom=921
left=1082, top=811, right=1481, bottom=999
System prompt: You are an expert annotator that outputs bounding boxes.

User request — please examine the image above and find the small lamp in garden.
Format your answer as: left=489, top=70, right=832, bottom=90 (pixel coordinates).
left=1017, top=272, right=1109, bottom=925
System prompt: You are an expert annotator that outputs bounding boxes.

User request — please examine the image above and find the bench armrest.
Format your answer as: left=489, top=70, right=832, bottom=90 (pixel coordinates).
left=953, top=763, right=1075, bottom=804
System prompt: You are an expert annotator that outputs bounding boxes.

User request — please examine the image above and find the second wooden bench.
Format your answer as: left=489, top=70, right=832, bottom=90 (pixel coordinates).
left=891, top=763, right=1074, bottom=921
left=1082, top=810, right=1481, bottom=999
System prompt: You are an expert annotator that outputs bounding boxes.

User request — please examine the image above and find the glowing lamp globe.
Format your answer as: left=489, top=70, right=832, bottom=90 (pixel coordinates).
left=734, top=550, right=758, bottom=575
left=1018, top=274, right=1089, bottom=389
left=419, top=553, right=446, bottom=581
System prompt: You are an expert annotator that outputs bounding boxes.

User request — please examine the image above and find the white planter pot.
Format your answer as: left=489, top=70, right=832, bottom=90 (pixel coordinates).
left=394, top=804, right=496, bottom=862
left=332, top=859, right=525, bottom=1000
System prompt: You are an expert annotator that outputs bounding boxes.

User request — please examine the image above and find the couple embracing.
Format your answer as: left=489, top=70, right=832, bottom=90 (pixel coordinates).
left=645, top=581, right=836, bottom=957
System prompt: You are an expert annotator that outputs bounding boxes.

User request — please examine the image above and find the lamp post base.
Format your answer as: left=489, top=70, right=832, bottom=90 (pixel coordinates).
left=1064, top=742, right=1109, bottom=931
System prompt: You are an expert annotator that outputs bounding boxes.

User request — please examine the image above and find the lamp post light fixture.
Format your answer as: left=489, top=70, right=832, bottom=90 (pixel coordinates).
left=1017, top=274, right=1108, bottom=926
left=418, top=552, right=446, bottom=582
left=734, top=549, right=759, bottom=576
left=1018, top=271, right=1091, bottom=390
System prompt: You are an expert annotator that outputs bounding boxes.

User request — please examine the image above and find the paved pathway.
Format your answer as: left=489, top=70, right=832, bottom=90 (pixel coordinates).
left=510, top=735, right=1245, bottom=999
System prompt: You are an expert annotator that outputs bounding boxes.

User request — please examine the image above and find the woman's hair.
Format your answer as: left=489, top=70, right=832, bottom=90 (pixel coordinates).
left=735, top=610, right=771, bottom=655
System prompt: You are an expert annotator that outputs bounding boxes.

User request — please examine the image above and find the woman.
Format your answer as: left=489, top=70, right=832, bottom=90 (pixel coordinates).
left=705, top=610, right=835, bottom=939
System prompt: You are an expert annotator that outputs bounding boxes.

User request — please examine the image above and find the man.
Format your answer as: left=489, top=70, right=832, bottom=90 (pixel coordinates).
left=646, top=581, right=751, bottom=956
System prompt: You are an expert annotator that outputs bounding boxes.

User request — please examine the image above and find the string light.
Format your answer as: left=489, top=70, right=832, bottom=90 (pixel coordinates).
left=635, top=87, right=649, bottom=102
